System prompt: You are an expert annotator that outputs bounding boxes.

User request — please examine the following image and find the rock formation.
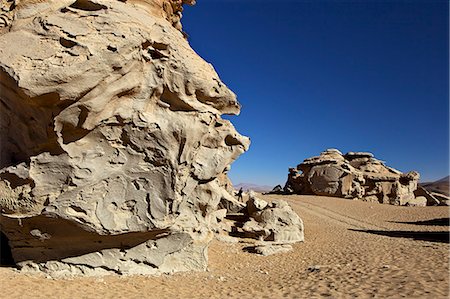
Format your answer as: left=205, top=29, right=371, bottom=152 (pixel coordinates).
left=242, top=191, right=304, bottom=244
left=0, top=0, right=254, bottom=276
left=282, top=149, right=426, bottom=206
left=215, top=190, right=304, bottom=256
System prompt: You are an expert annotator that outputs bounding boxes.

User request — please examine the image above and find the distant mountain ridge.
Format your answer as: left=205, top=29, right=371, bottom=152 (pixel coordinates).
left=234, top=183, right=274, bottom=193
left=420, top=176, right=449, bottom=196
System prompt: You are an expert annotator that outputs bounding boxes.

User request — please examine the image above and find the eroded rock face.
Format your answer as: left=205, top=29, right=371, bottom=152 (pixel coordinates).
left=242, top=191, right=304, bottom=243
left=283, top=149, right=421, bottom=206
left=0, top=0, right=250, bottom=276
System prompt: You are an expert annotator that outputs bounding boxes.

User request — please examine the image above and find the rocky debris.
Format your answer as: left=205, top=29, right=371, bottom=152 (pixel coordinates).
left=241, top=192, right=304, bottom=243
left=0, top=0, right=251, bottom=276
left=250, top=244, right=293, bottom=256
left=214, top=191, right=304, bottom=255
left=283, top=149, right=426, bottom=206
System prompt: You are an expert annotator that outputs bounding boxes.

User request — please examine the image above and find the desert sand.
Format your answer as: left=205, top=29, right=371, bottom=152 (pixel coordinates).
left=1, top=194, right=448, bottom=299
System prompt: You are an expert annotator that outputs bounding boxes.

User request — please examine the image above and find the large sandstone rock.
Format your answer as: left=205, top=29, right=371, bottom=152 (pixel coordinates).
left=0, top=0, right=251, bottom=276
left=283, top=149, right=423, bottom=206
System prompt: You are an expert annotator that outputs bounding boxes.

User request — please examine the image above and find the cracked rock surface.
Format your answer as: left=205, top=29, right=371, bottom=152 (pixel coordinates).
left=0, top=0, right=250, bottom=276
left=283, top=149, right=422, bottom=206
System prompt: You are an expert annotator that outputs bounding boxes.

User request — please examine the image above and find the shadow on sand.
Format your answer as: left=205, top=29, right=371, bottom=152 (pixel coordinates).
left=349, top=229, right=449, bottom=244
left=389, top=218, right=450, bottom=227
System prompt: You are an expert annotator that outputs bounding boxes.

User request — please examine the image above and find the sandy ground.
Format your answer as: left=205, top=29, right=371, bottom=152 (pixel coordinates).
left=1, top=195, right=449, bottom=299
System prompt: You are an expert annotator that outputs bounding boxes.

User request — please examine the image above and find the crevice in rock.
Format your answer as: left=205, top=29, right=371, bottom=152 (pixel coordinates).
left=177, top=135, right=186, bottom=163
left=61, top=122, right=90, bottom=144
left=141, top=40, right=151, bottom=50
left=69, top=205, right=87, bottom=215
left=66, top=261, right=123, bottom=275
left=192, top=174, right=215, bottom=185
left=1, top=214, right=170, bottom=263
left=131, top=259, right=158, bottom=269
left=59, top=37, right=77, bottom=49
left=0, top=231, right=15, bottom=267
left=0, top=172, right=34, bottom=189
left=160, top=86, right=195, bottom=112
left=120, top=130, right=143, bottom=153
left=0, top=68, right=68, bottom=168
left=61, top=106, right=90, bottom=144
left=148, top=49, right=165, bottom=60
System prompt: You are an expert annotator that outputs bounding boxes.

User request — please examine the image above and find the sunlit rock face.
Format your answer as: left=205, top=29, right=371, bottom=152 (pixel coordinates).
left=284, top=149, right=420, bottom=206
left=0, top=0, right=249, bottom=276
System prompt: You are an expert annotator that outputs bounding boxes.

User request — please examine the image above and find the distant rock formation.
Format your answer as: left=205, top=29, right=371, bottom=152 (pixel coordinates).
left=234, top=183, right=274, bottom=193
left=420, top=176, right=450, bottom=197
left=0, top=0, right=254, bottom=276
left=282, top=149, right=426, bottom=206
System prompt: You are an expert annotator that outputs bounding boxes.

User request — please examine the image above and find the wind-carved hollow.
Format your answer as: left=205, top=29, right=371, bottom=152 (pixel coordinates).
left=0, top=71, right=66, bottom=169
left=160, top=87, right=195, bottom=112
left=225, top=135, right=243, bottom=147
left=59, top=37, right=77, bottom=49
left=69, top=0, right=107, bottom=11
left=60, top=106, right=90, bottom=144
left=0, top=172, right=34, bottom=189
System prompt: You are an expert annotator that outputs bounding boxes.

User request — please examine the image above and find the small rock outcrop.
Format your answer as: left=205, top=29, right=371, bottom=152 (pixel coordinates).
left=0, top=0, right=253, bottom=276
left=242, top=196, right=304, bottom=243
left=283, top=149, right=424, bottom=206
left=217, top=191, right=305, bottom=255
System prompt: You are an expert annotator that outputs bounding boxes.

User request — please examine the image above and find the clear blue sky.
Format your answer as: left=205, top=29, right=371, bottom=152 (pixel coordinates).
left=183, top=0, right=449, bottom=186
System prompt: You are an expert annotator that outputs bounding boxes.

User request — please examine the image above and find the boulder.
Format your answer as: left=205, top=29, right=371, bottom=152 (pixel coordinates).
left=284, top=149, right=422, bottom=206
left=242, top=196, right=304, bottom=243
left=0, top=0, right=250, bottom=276
left=406, top=196, right=427, bottom=207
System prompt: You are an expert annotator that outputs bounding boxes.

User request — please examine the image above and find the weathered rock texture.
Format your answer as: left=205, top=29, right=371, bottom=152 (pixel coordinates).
left=283, top=149, right=424, bottom=206
left=215, top=190, right=304, bottom=255
left=242, top=191, right=304, bottom=243
left=0, top=0, right=251, bottom=276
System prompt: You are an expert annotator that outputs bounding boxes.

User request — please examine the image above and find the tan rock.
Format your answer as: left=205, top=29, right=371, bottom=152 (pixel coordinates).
left=284, top=149, right=421, bottom=206
left=242, top=195, right=304, bottom=244
left=0, top=0, right=249, bottom=276
left=406, top=196, right=427, bottom=207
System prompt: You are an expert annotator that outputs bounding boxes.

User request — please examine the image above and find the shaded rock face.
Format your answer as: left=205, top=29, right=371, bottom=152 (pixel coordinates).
left=284, top=149, right=420, bottom=206
left=0, top=0, right=250, bottom=276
